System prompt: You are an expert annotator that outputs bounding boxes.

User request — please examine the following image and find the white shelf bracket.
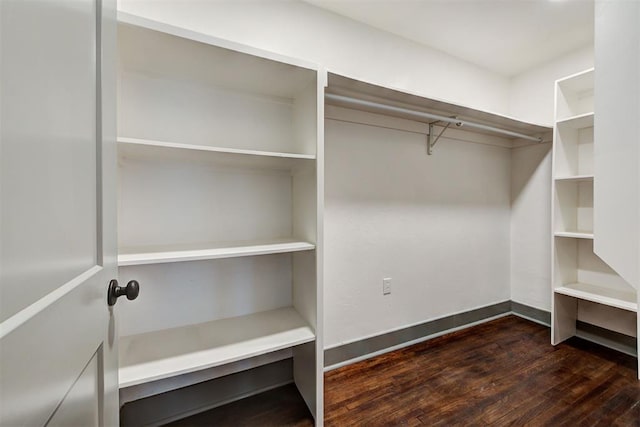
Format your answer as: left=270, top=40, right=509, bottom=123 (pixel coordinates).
left=427, top=118, right=460, bottom=155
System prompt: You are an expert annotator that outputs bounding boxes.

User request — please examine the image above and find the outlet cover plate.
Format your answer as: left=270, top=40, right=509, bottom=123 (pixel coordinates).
left=383, top=278, right=392, bottom=295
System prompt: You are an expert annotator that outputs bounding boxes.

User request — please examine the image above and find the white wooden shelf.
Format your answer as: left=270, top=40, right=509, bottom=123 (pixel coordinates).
left=119, top=12, right=318, bottom=99
left=556, top=112, right=594, bottom=129
left=555, top=283, right=637, bottom=312
left=118, top=137, right=315, bottom=160
left=118, top=137, right=315, bottom=171
left=554, top=231, right=594, bottom=239
left=326, top=73, right=551, bottom=144
left=118, top=239, right=316, bottom=266
left=557, top=68, right=594, bottom=94
left=555, top=69, right=594, bottom=123
left=118, top=307, right=315, bottom=388
left=554, top=174, right=594, bottom=183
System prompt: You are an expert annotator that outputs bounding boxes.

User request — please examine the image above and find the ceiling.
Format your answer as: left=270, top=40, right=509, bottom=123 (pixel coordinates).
left=303, top=0, right=594, bottom=76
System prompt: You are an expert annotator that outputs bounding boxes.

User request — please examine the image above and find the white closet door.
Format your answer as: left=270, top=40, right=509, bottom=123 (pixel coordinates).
left=0, top=0, right=119, bottom=425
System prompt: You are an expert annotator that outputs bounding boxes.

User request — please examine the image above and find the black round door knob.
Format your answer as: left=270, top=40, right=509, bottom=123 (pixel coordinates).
left=108, top=279, right=140, bottom=306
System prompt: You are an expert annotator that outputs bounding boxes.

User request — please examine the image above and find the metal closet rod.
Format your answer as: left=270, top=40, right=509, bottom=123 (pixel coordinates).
left=325, top=93, right=543, bottom=143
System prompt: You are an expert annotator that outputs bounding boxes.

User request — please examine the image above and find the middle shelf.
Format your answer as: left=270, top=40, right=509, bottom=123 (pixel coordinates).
left=119, top=307, right=315, bottom=388
left=554, top=231, right=594, bottom=239
left=117, top=132, right=318, bottom=265
left=118, top=137, right=316, bottom=171
left=118, top=239, right=316, bottom=266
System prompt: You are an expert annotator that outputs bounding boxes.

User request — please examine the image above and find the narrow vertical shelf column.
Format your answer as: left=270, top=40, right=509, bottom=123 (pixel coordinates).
left=551, top=69, right=638, bottom=368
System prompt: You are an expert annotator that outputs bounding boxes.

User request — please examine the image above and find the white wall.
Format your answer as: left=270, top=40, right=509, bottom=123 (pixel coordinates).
left=509, top=47, right=593, bottom=312
left=117, top=0, right=509, bottom=115
left=324, top=113, right=512, bottom=347
left=510, top=143, right=552, bottom=311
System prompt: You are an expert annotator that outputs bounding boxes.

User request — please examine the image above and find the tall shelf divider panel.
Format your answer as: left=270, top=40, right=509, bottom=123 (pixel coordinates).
left=552, top=69, right=638, bottom=352
left=115, top=13, right=324, bottom=422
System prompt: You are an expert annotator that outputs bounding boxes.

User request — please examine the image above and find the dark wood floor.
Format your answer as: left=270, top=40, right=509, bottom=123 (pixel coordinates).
left=169, top=315, right=640, bottom=426
left=325, top=315, right=639, bottom=426
left=165, top=383, right=313, bottom=427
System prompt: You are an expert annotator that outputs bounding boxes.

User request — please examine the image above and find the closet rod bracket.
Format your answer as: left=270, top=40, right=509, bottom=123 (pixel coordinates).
left=427, top=118, right=461, bottom=155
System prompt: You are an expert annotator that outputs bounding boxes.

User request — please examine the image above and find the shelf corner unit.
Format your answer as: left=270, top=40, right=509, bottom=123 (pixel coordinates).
left=551, top=68, right=638, bottom=363
left=115, top=13, right=325, bottom=421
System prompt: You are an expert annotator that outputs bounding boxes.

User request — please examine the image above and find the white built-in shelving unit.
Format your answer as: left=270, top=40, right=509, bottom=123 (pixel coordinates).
left=551, top=69, right=638, bottom=351
left=115, top=13, right=324, bottom=421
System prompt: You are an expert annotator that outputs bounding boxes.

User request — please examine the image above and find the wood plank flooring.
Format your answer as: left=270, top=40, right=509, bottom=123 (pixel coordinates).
left=166, top=315, right=639, bottom=426
left=165, top=383, right=313, bottom=427
left=324, top=315, right=639, bottom=426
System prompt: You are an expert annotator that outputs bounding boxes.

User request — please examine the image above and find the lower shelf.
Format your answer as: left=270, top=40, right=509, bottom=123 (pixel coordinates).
left=555, top=282, right=638, bottom=312
left=118, top=307, right=315, bottom=388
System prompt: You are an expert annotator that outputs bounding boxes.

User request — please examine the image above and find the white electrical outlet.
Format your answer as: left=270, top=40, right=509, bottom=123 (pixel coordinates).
left=383, top=278, right=392, bottom=295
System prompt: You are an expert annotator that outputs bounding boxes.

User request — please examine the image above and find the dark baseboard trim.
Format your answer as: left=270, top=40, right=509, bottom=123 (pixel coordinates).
left=324, top=300, right=638, bottom=370
left=511, top=301, right=551, bottom=326
left=576, top=321, right=638, bottom=357
left=324, top=300, right=512, bottom=369
left=120, top=359, right=293, bottom=427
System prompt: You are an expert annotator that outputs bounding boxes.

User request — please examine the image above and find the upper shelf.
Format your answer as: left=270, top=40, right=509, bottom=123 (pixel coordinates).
left=326, top=73, right=551, bottom=143
left=119, top=239, right=316, bottom=266
left=555, top=69, right=594, bottom=121
left=556, top=68, right=594, bottom=94
left=118, top=13, right=317, bottom=100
